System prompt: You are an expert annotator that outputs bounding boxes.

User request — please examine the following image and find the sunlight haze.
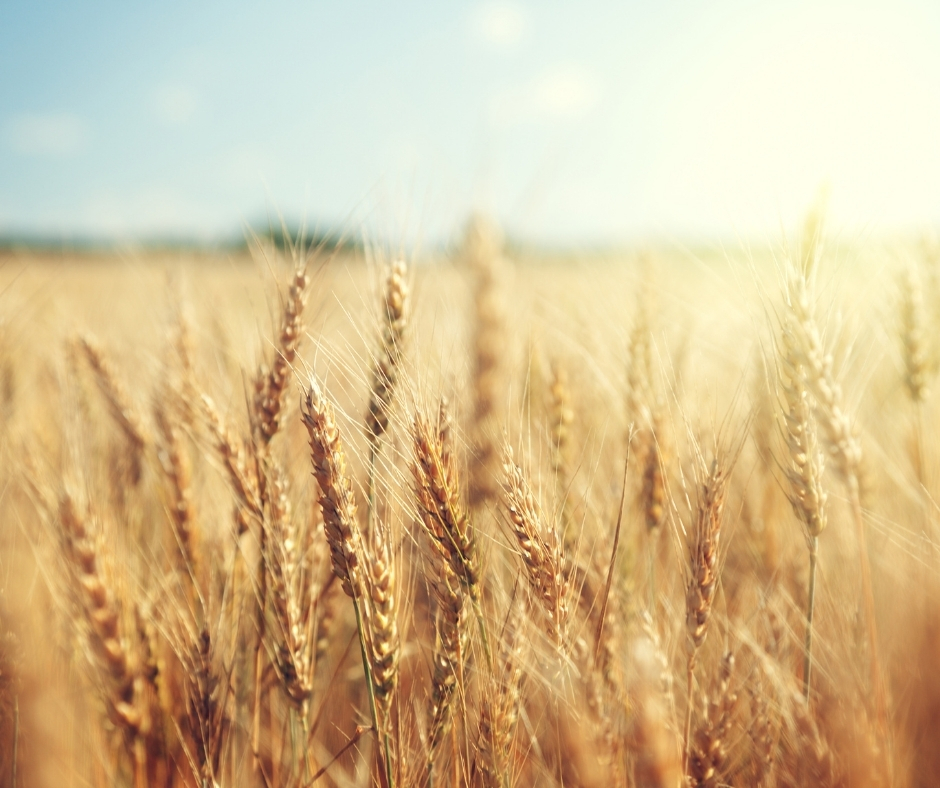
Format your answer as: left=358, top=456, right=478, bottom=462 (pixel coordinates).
left=2, top=0, right=939, bottom=244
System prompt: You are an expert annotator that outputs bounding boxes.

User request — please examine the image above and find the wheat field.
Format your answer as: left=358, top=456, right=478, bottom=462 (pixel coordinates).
left=0, top=216, right=938, bottom=788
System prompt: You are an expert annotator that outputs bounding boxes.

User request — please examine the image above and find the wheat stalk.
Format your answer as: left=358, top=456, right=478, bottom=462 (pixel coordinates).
left=785, top=264, right=889, bottom=749
left=465, top=216, right=504, bottom=512
left=682, top=457, right=727, bottom=774
left=79, top=334, right=151, bottom=483
left=778, top=312, right=828, bottom=699
left=301, top=375, right=392, bottom=787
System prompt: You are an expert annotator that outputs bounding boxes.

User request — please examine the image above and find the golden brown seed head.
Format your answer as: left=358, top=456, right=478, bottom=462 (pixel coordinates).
left=427, top=560, right=466, bottom=760
left=79, top=335, right=150, bottom=482
left=549, top=360, right=574, bottom=477
left=786, top=268, right=862, bottom=481
left=411, top=408, right=479, bottom=594
left=366, top=521, right=399, bottom=722
left=301, top=377, right=363, bottom=599
left=779, top=317, right=828, bottom=540
left=639, top=413, right=667, bottom=532
left=900, top=265, right=929, bottom=403
left=255, top=266, right=310, bottom=443
left=685, top=459, right=727, bottom=652
left=688, top=651, right=737, bottom=788
left=501, top=444, right=568, bottom=642
left=367, top=260, right=409, bottom=444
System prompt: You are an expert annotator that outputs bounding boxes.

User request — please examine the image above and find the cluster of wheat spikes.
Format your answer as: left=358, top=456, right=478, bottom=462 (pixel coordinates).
left=4, top=215, right=940, bottom=787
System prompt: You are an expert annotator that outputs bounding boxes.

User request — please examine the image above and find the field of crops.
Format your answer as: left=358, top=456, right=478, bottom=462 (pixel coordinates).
left=0, top=217, right=937, bottom=787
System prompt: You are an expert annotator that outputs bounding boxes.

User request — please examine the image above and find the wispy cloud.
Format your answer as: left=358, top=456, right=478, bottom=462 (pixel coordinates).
left=153, top=85, right=198, bottom=127
left=489, top=65, right=600, bottom=127
left=6, top=113, right=88, bottom=155
left=470, top=2, right=527, bottom=48
left=531, top=67, right=599, bottom=117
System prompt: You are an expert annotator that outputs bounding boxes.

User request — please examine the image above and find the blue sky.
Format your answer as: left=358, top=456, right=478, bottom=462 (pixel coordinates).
left=3, top=0, right=940, bottom=244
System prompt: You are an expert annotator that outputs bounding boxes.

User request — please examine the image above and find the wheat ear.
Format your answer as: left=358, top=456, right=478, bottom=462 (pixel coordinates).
left=154, top=394, right=200, bottom=589
left=501, top=444, right=568, bottom=647
left=254, top=265, right=309, bottom=444
left=365, top=515, right=399, bottom=774
left=786, top=266, right=889, bottom=746
left=779, top=313, right=828, bottom=699
left=688, top=650, right=737, bottom=788
left=301, top=376, right=391, bottom=787
left=682, top=458, right=727, bottom=774
left=79, top=335, right=150, bottom=482
left=59, top=492, right=150, bottom=786
left=366, top=260, right=409, bottom=447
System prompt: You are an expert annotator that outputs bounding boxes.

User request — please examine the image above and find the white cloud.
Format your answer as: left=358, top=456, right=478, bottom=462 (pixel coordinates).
left=471, top=2, right=527, bottom=48
left=6, top=113, right=88, bottom=155
left=153, top=85, right=198, bottom=127
left=216, top=145, right=278, bottom=187
left=489, top=65, right=600, bottom=127
left=531, top=67, right=599, bottom=117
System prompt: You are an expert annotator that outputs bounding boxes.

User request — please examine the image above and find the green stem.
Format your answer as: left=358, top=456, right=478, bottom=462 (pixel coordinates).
left=300, top=701, right=313, bottom=782
left=471, top=594, right=493, bottom=671
left=682, top=652, right=696, bottom=778
left=351, top=594, right=392, bottom=788
left=803, top=538, right=818, bottom=700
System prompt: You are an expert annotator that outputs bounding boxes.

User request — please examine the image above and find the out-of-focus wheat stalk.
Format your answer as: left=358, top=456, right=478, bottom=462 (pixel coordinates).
left=465, top=216, right=504, bottom=514
left=778, top=311, right=828, bottom=699
left=79, top=334, right=151, bottom=483
left=899, top=265, right=930, bottom=492
left=683, top=457, right=727, bottom=775
left=785, top=263, right=889, bottom=751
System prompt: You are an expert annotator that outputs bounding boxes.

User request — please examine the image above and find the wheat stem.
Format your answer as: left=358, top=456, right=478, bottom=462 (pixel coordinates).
left=683, top=655, right=695, bottom=776
left=803, top=537, right=819, bottom=700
